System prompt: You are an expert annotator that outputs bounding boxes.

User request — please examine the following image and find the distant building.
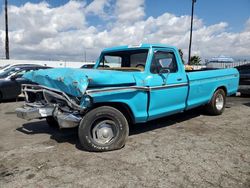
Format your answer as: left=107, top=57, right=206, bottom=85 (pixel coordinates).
left=206, top=55, right=249, bottom=69
left=208, top=55, right=234, bottom=63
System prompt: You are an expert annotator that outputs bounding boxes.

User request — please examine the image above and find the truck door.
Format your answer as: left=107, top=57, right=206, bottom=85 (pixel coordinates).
left=147, top=49, right=189, bottom=120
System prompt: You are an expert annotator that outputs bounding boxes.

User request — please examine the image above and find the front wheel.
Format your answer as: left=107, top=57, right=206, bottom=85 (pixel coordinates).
left=78, top=106, right=129, bottom=152
left=205, top=89, right=226, bottom=115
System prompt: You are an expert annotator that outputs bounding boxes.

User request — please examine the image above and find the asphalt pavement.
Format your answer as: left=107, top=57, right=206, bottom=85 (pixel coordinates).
left=0, top=96, right=249, bottom=188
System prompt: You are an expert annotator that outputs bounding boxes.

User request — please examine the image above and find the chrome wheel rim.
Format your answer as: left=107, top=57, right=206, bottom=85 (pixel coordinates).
left=92, top=120, right=116, bottom=145
left=215, top=94, right=224, bottom=110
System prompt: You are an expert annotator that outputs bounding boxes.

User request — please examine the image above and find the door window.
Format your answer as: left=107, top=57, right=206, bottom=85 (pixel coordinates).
left=150, top=51, right=178, bottom=74
left=12, top=69, right=34, bottom=79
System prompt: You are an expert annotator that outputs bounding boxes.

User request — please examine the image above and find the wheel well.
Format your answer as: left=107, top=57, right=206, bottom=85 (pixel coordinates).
left=92, top=102, right=135, bottom=125
left=216, top=86, right=227, bottom=96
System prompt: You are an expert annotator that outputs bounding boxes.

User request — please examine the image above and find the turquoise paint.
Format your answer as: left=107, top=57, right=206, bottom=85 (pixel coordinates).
left=91, top=90, right=148, bottom=122
left=23, top=68, right=89, bottom=97
left=23, top=68, right=137, bottom=97
left=145, top=47, right=189, bottom=120
left=186, top=68, right=239, bottom=110
left=23, top=44, right=239, bottom=123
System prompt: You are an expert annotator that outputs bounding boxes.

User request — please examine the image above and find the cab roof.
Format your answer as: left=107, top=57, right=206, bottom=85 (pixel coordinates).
left=102, top=43, right=177, bottom=52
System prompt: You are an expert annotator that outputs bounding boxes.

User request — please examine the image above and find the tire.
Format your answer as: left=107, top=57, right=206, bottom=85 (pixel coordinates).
left=46, top=116, right=59, bottom=128
left=78, top=106, right=129, bottom=152
left=205, top=89, right=226, bottom=115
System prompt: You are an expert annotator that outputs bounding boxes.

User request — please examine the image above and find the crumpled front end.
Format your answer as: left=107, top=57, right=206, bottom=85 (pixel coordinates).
left=16, top=68, right=94, bottom=128
left=16, top=67, right=138, bottom=128
left=23, top=68, right=90, bottom=97
left=15, top=84, right=89, bottom=128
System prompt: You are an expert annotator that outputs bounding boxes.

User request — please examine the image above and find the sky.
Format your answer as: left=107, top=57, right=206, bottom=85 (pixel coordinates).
left=0, top=0, right=249, bottom=62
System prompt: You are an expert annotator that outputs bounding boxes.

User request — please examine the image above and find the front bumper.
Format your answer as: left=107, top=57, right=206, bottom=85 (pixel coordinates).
left=56, top=112, right=82, bottom=128
left=16, top=84, right=84, bottom=128
left=16, top=106, right=53, bottom=120
left=16, top=106, right=82, bottom=128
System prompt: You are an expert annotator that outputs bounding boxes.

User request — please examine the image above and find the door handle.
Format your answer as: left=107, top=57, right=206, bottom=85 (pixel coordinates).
left=177, top=78, right=182, bottom=81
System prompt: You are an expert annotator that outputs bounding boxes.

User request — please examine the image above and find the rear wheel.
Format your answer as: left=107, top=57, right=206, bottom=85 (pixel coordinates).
left=78, top=106, right=129, bottom=152
left=46, top=116, right=59, bottom=128
left=205, top=89, right=226, bottom=115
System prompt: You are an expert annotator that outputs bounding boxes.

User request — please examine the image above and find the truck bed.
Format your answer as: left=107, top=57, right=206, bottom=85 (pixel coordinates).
left=186, top=68, right=239, bottom=110
left=185, top=68, right=219, bottom=72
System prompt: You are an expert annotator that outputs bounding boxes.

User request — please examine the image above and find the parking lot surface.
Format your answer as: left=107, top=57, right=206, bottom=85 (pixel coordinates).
left=0, top=97, right=250, bottom=188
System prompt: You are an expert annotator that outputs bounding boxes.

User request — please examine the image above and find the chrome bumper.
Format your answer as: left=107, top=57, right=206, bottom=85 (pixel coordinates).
left=56, top=113, right=82, bottom=128
left=16, top=106, right=53, bottom=120
left=16, top=84, right=84, bottom=128
left=16, top=106, right=82, bottom=128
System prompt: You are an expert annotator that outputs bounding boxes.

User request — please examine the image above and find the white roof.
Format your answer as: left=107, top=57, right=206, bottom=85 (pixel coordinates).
left=209, top=55, right=234, bottom=62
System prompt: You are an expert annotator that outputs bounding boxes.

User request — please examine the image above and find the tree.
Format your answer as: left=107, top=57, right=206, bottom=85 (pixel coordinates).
left=190, top=55, right=201, bottom=65
left=178, top=49, right=185, bottom=64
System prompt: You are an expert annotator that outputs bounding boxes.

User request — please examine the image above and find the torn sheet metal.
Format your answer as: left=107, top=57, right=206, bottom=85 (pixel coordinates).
left=23, top=68, right=89, bottom=97
left=23, top=68, right=136, bottom=97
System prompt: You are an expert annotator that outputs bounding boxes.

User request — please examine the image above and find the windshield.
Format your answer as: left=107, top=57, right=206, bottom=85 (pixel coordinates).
left=98, top=49, right=148, bottom=71
left=0, top=64, right=10, bottom=70
left=0, top=67, right=20, bottom=78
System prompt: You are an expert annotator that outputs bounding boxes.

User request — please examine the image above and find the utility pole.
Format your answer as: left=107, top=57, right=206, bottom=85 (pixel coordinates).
left=5, top=0, right=10, bottom=59
left=188, top=0, right=196, bottom=65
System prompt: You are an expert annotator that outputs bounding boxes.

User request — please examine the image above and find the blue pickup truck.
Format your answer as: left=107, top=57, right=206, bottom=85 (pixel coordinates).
left=16, top=44, right=239, bottom=151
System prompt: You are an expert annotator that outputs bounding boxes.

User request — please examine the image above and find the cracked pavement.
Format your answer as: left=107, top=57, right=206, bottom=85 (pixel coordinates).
left=0, top=96, right=250, bottom=188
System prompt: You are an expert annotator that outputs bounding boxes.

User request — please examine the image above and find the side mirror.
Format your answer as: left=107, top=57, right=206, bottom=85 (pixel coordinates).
left=158, top=68, right=170, bottom=86
left=159, top=68, right=170, bottom=74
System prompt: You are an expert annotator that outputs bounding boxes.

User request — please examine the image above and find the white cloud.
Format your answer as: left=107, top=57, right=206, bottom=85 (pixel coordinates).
left=86, top=0, right=112, bottom=19
left=0, top=1, right=249, bottom=61
left=115, top=0, right=145, bottom=24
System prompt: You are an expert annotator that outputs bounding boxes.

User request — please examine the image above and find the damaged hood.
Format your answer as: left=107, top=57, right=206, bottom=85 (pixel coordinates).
left=23, top=68, right=136, bottom=97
